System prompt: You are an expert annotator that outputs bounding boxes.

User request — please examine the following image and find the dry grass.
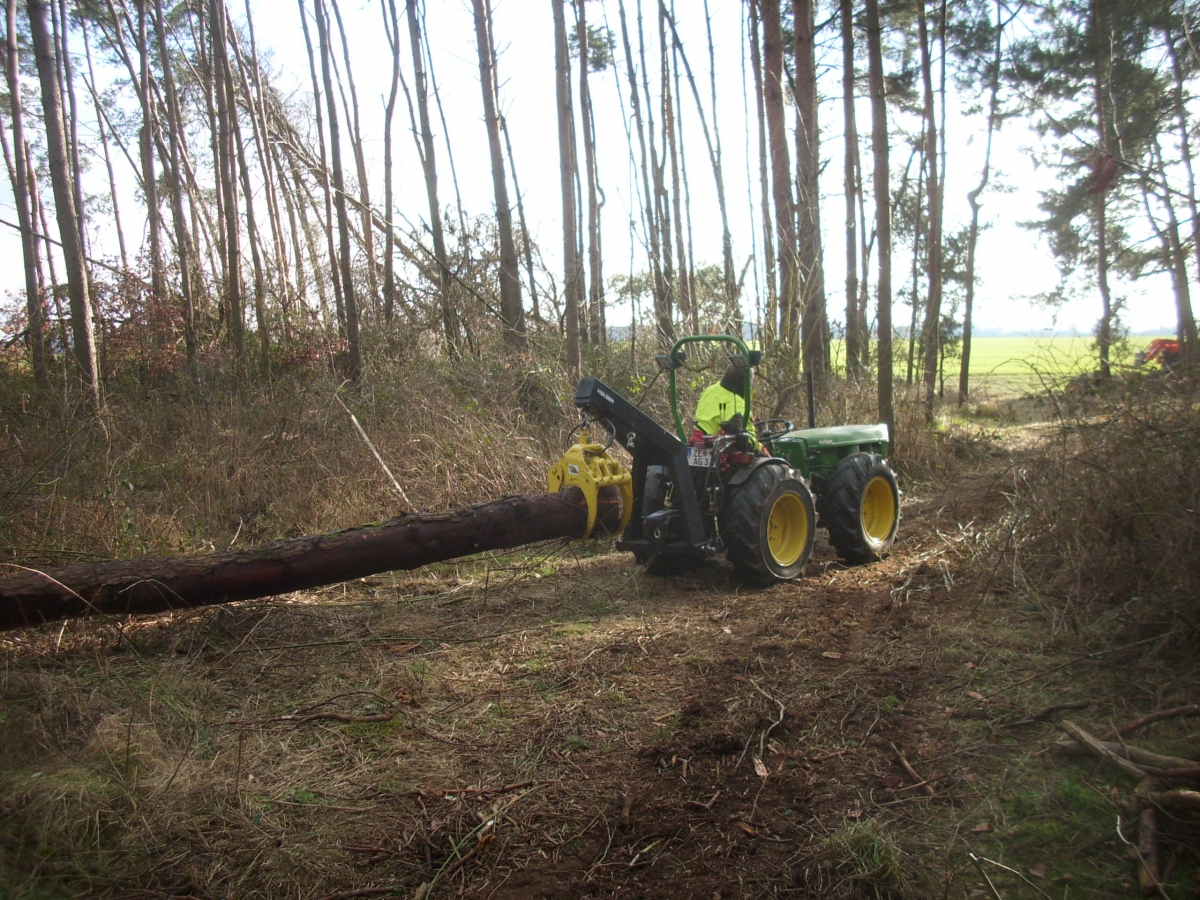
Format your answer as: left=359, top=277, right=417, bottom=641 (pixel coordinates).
left=974, top=374, right=1200, bottom=630
left=0, top=352, right=574, bottom=570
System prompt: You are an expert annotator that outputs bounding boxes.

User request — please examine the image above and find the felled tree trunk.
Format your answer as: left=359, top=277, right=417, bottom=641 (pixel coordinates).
left=0, top=488, right=619, bottom=631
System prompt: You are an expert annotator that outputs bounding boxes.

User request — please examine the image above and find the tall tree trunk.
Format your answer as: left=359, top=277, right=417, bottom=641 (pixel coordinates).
left=405, top=0, right=457, bottom=351
left=242, top=0, right=293, bottom=334
left=149, top=0, right=198, bottom=381
left=906, top=153, right=924, bottom=386
left=314, top=0, right=362, bottom=379
left=329, top=0, right=379, bottom=317
left=841, top=0, right=861, bottom=377
left=662, top=3, right=738, bottom=330
left=958, top=0, right=1001, bottom=406
left=131, top=0, right=169, bottom=348
left=1091, top=0, right=1111, bottom=380
left=661, top=5, right=688, bottom=340
left=761, top=0, right=798, bottom=396
left=703, top=0, right=736, bottom=330
left=917, top=0, right=943, bottom=421
left=5, top=0, right=48, bottom=387
left=56, top=0, right=86, bottom=262
left=381, top=0, right=400, bottom=326
left=209, top=0, right=245, bottom=366
left=28, top=0, right=100, bottom=409
left=793, top=0, right=828, bottom=379
left=298, top=0, right=345, bottom=335
left=502, top=111, right=541, bottom=326
left=1144, top=139, right=1193, bottom=363
left=80, top=19, right=128, bottom=276
left=576, top=0, right=604, bottom=347
left=639, top=0, right=674, bottom=345
left=554, top=0, right=583, bottom=373
left=617, top=0, right=668, bottom=345
left=472, top=0, right=525, bottom=351
left=1165, top=30, right=1200, bottom=368
left=865, top=0, right=893, bottom=439
left=748, top=0, right=777, bottom=343
left=229, top=60, right=271, bottom=379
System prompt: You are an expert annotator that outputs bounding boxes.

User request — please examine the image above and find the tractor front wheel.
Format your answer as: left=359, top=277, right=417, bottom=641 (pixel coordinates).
left=819, top=453, right=900, bottom=565
left=723, top=465, right=815, bottom=585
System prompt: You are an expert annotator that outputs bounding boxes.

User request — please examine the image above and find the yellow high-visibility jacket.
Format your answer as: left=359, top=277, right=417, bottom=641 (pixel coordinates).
left=694, top=382, right=748, bottom=437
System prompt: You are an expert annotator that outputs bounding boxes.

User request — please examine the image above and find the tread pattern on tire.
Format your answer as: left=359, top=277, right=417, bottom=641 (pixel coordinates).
left=819, top=452, right=900, bottom=565
left=723, top=463, right=815, bottom=585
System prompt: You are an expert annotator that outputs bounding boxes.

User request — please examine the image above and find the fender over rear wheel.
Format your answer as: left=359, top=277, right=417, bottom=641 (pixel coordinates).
left=819, top=453, right=900, bottom=565
left=723, top=464, right=815, bottom=585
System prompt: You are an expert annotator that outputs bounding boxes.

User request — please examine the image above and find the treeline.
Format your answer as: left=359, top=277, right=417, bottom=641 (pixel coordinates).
left=1, top=0, right=1198, bottom=430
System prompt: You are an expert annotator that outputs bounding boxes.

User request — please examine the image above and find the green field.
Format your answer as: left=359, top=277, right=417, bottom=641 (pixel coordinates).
left=957, top=334, right=1164, bottom=375
left=828, top=334, right=1173, bottom=395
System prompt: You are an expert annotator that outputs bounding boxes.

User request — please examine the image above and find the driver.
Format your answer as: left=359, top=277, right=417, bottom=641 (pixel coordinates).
left=694, top=365, right=761, bottom=450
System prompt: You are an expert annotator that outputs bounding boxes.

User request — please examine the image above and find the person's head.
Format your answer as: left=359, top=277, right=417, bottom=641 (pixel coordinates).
left=719, top=364, right=746, bottom=395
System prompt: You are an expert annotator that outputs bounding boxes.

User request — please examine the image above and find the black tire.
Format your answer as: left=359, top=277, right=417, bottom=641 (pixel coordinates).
left=633, top=547, right=707, bottom=577
left=819, top=453, right=900, bottom=565
left=723, top=464, right=816, bottom=585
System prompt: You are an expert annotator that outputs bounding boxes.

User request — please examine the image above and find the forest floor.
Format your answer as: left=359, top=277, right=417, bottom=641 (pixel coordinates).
left=2, top=422, right=1198, bottom=900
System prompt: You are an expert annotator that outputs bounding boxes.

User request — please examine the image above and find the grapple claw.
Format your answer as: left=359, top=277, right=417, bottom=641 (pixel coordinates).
left=547, top=430, right=633, bottom=539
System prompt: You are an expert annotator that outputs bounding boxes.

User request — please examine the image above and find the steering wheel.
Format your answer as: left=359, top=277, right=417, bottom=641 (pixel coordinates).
left=756, top=418, right=794, bottom=442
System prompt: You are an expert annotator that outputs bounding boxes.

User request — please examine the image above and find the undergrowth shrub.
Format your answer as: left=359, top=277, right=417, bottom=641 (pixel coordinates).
left=994, top=377, right=1200, bottom=625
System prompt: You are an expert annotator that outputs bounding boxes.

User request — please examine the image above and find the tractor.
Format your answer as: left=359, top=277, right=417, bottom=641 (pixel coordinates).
left=548, top=335, right=900, bottom=584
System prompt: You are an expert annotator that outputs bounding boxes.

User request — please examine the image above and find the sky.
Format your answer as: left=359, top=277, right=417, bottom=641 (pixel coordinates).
left=0, top=0, right=1181, bottom=338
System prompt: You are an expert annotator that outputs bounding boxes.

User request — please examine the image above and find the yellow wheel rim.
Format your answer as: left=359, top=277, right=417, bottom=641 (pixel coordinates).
left=861, top=477, right=896, bottom=542
left=766, top=492, right=809, bottom=567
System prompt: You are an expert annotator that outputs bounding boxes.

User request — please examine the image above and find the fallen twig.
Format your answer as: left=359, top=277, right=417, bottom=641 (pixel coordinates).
left=686, top=791, right=720, bottom=811
left=1147, top=789, right=1200, bottom=812
left=891, top=743, right=936, bottom=797
left=1054, top=731, right=1200, bottom=779
left=1002, top=701, right=1089, bottom=728
left=1100, top=705, right=1200, bottom=741
left=443, top=780, right=536, bottom=800
left=1137, top=807, right=1161, bottom=897
left=1116, top=814, right=1171, bottom=900
left=1061, top=721, right=1149, bottom=779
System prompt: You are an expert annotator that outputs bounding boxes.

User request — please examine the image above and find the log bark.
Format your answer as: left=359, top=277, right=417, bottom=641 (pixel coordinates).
left=0, top=488, right=620, bottom=631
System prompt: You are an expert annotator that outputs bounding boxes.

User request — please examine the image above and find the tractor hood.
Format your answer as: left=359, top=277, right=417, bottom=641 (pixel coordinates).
left=777, top=423, right=890, bottom=448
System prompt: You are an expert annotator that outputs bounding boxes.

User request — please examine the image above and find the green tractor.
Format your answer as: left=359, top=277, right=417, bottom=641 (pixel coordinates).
left=551, top=335, right=900, bottom=584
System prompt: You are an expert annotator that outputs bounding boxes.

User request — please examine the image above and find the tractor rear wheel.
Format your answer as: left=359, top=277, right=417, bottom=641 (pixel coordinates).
left=819, top=453, right=899, bottom=565
left=723, top=465, right=815, bottom=585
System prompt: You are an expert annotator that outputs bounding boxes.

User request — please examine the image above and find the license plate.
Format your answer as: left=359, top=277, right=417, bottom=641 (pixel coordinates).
left=687, top=447, right=713, bottom=468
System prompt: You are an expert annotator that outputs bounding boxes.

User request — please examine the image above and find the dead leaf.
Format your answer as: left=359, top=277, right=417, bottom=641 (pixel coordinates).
left=821, top=651, right=843, bottom=660
left=966, top=691, right=986, bottom=701
left=1028, top=862, right=1047, bottom=879
left=971, top=822, right=994, bottom=833
left=753, top=757, right=769, bottom=779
